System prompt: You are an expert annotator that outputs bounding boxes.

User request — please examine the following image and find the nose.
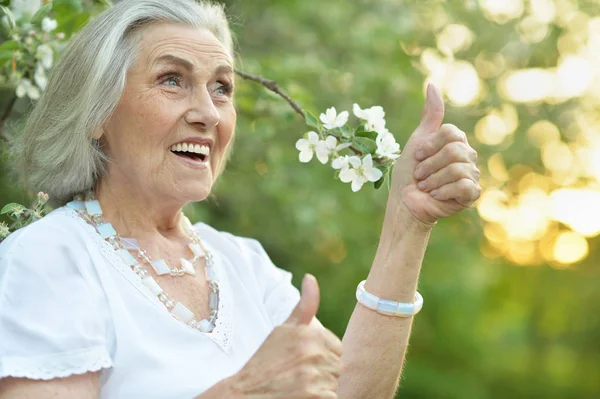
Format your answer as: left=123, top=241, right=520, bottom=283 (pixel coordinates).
left=184, top=86, right=219, bottom=131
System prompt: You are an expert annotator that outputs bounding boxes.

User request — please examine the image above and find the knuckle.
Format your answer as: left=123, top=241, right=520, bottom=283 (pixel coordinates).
left=460, top=178, right=475, bottom=192
left=470, top=148, right=479, bottom=161
left=444, top=142, right=465, bottom=160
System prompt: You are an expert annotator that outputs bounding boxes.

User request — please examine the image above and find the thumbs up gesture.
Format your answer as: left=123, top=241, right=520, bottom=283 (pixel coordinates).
left=228, top=275, right=343, bottom=398
left=390, top=84, right=481, bottom=225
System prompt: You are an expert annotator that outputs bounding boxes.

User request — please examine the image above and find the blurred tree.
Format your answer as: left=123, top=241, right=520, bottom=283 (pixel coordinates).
left=1, top=0, right=599, bottom=398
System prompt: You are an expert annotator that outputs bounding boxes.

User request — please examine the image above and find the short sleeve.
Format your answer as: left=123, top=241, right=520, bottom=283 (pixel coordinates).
left=0, top=214, right=113, bottom=380
left=231, top=236, right=302, bottom=327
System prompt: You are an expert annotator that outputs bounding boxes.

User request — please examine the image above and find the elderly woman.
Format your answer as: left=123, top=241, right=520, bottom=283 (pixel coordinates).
left=0, top=0, right=480, bottom=398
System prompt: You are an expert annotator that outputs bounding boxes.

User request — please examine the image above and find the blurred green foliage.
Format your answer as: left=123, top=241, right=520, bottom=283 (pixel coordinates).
left=1, top=0, right=599, bottom=398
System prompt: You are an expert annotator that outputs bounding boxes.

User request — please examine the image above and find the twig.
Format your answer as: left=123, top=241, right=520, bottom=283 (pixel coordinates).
left=0, top=94, right=17, bottom=141
left=234, top=69, right=305, bottom=119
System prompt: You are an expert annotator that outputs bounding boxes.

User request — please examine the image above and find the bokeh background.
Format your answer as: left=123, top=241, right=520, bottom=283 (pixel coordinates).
left=1, top=0, right=599, bottom=397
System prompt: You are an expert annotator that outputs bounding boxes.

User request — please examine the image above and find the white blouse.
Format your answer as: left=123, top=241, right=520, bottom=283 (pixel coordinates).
left=0, top=206, right=302, bottom=398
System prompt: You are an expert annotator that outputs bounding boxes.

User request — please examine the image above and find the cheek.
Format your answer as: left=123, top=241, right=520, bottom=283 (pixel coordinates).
left=218, top=107, right=236, bottom=152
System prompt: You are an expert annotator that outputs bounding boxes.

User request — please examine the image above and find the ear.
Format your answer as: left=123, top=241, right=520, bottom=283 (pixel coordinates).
left=92, top=126, right=104, bottom=140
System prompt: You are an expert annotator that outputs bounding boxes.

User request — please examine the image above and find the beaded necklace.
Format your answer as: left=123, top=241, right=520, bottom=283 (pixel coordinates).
left=67, top=195, right=220, bottom=333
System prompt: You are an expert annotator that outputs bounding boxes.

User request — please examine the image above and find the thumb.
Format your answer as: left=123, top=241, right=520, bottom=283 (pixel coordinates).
left=416, top=83, right=445, bottom=135
left=285, top=274, right=320, bottom=326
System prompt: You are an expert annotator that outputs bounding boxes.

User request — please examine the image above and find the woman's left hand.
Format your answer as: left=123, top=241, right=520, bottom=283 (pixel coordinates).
left=389, top=84, right=481, bottom=226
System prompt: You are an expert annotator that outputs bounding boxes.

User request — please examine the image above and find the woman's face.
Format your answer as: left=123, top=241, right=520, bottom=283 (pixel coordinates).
left=100, top=22, right=236, bottom=205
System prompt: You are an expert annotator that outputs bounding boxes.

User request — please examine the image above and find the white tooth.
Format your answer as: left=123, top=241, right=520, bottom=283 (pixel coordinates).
left=170, top=145, right=176, bottom=151
left=199, top=145, right=209, bottom=155
left=194, top=144, right=201, bottom=154
left=176, top=143, right=182, bottom=151
left=182, top=143, right=188, bottom=152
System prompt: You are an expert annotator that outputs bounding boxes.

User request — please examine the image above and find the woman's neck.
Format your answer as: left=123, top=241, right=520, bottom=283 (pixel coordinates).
left=94, top=178, right=188, bottom=241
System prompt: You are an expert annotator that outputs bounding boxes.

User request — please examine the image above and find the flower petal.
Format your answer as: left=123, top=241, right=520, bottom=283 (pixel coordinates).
left=339, top=167, right=356, bottom=183
left=307, top=131, right=320, bottom=144
left=353, top=103, right=366, bottom=119
left=315, top=143, right=330, bottom=164
left=335, top=142, right=352, bottom=151
left=362, top=154, right=374, bottom=169
left=364, top=166, right=383, bottom=182
left=299, top=149, right=314, bottom=163
left=335, top=111, right=349, bottom=127
left=351, top=176, right=365, bottom=192
left=325, top=135, right=337, bottom=149
left=295, top=138, right=310, bottom=151
left=348, top=156, right=361, bottom=169
left=332, top=156, right=347, bottom=169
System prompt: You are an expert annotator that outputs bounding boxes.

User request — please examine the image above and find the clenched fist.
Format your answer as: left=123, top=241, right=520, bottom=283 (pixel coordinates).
left=390, top=84, right=481, bottom=225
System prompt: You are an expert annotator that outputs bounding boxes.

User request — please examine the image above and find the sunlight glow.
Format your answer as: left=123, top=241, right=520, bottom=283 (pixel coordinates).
left=553, top=231, right=588, bottom=265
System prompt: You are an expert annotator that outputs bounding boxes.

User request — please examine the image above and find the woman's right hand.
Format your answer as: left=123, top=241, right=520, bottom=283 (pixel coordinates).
left=224, top=274, right=343, bottom=398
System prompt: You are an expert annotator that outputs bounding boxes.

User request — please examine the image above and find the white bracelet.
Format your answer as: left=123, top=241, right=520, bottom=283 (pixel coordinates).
left=355, top=280, right=424, bottom=317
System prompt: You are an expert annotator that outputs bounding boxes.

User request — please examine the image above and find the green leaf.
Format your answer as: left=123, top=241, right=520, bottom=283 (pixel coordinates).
left=0, top=40, right=19, bottom=52
left=53, top=0, right=83, bottom=14
left=0, top=5, right=15, bottom=34
left=352, top=137, right=377, bottom=154
left=355, top=130, right=378, bottom=140
left=374, top=166, right=388, bottom=190
left=31, top=2, right=53, bottom=25
left=0, top=50, right=14, bottom=66
left=338, top=125, right=351, bottom=138
left=1, top=203, right=21, bottom=215
left=304, top=110, right=320, bottom=131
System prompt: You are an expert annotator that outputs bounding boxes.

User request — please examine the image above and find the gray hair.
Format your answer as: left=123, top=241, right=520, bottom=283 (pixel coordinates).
left=14, top=0, right=233, bottom=205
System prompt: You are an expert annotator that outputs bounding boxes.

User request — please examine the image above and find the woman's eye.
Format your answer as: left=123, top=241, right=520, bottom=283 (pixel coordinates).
left=160, top=74, right=182, bottom=87
left=215, top=82, right=233, bottom=96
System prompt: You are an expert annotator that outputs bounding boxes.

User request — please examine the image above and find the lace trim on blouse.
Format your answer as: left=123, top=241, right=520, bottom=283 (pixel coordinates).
left=0, top=346, right=112, bottom=380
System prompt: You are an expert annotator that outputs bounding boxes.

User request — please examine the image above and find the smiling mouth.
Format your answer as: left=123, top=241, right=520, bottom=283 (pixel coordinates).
left=170, top=143, right=210, bottom=163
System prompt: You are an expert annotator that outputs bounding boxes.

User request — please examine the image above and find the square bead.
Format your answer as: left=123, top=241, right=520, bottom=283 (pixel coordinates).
left=97, top=223, right=117, bottom=239
left=66, top=200, right=85, bottom=211
left=377, top=299, right=399, bottom=316
left=205, top=266, right=216, bottom=281
left=209, top=292, right=219, bottom=310
left=180, top=258, right=196, bottom=276
left=84, top=200, right=103, bottom=216
left=198, top=319, right=215, bottom=333
left=116, top=249, right=137, bottom=267
left=121, top=237, right=139, bottom=250
left=141, top=276, right=163, bottom=296
left=171, top=302, right=194, bottom=324
left=150, top=259, right=170, bottom=275
left=357, top=290, right=379, bottom=310
left=188, top=243, right=205, bottom=258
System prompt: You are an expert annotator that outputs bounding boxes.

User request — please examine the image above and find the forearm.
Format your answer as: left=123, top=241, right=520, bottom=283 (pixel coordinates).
left=338, top=198, right=433, bottom=399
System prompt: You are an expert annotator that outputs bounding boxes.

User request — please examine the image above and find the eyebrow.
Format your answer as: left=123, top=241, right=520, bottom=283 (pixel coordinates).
left=154, top=55, right=233, bottom=76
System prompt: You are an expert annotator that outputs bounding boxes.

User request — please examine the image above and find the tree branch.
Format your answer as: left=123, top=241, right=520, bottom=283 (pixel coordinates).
left=0, top=93, right=17, bottom=142
left=234, top=69, right=305, bottom=119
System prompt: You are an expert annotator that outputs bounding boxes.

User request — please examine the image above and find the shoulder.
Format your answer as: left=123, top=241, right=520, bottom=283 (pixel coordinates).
left=0, top=207, right=90, bottom=257
left=0, top=207, right=95, bottom=283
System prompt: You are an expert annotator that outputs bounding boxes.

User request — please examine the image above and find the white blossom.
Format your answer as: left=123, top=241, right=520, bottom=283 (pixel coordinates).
left=16, top=78, right=40, bottom=100
left=41, top=17, right=57, bottom=33
left=295, top=131, right=321, bottom=163
left=0, top=222, right=9, bottom=239
left=375, top=132, right=401, bottom=160
left=36, top=44, right=53, bottom=69
left=313, top=135, right=336, bottom=164
left=353, top=103, right=386, bottom=133
left=316, top=136, right=352, bottom=165
left=9, top=0, right=42, bottom=20
left=339, top=154, right=383, bottom=192
left=320, top=107, right=349, bottom=130
left=33, top=63, right=47, bottom=90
